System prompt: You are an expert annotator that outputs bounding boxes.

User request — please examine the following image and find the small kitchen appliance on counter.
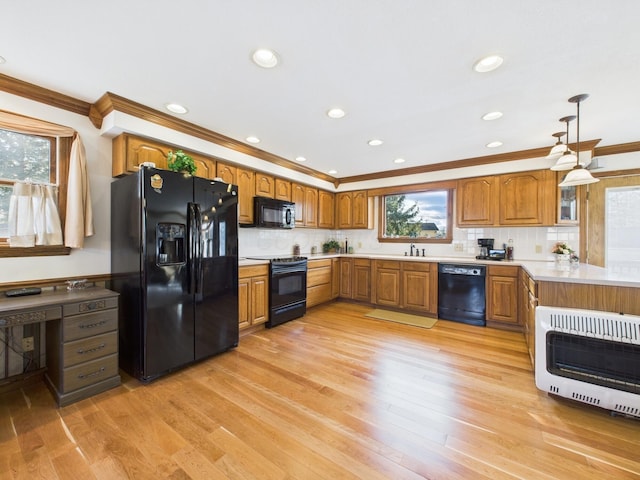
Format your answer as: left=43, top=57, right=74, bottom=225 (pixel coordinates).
left=476, top=238, right=494, bottom=259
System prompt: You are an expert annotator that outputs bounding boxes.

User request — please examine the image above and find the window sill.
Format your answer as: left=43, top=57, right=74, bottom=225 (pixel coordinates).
left=0, top=245, right=71, bottom=258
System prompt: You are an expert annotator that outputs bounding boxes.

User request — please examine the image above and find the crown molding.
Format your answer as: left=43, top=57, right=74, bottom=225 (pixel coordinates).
left=593, top=141, right=640, bottom=157
left=0, top=73, right=91, bottom=117
left=338, top=139, right=602, bottom=184
left=90, top=92, right=337, bottom=184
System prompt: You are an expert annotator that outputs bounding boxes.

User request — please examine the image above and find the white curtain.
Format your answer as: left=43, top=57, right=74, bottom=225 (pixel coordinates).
left=0, top=110, right=94, bottom=248
left=8, top=182, right=63, bottom=247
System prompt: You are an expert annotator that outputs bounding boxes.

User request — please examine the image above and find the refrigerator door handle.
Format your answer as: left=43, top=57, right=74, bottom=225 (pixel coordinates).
left=188, top=202, right=203, bottom=295
left=194, top=203, right=203, bottom=295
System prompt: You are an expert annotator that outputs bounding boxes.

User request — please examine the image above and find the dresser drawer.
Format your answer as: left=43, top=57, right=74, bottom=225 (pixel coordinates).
left=63, top=331, right=118, bottom=367
left=63, top=354, right=118, bottom=393
left=63, top=309, right=117, bottom=341
left=63, top=296, right=118, bottom=316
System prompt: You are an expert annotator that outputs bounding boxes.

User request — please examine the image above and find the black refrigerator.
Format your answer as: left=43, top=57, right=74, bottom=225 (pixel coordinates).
left=110, top=167, right=239, bottom=382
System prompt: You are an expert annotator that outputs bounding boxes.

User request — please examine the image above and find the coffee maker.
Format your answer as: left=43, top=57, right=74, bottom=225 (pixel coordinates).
left=476, top=238, right=494, bottom=259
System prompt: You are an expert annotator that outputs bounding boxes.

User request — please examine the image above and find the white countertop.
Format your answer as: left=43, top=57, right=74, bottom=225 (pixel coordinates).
left=240, top=254, right=640, bottom=288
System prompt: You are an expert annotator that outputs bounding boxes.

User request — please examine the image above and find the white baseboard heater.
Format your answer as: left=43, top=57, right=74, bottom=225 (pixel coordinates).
left=535, top=306, right=640, bottom=417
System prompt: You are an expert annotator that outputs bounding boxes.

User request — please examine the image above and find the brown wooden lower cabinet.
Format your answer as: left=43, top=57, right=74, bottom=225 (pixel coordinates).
left=338, top=257, right=371, bottom=301
left=537, top=281, right=640, bottom=315
left=401, top=262, right=437, bottom=315
left=352, top=259, right=371, bottom=302
left=520, top=269, right=537, bottom=365
left=369, top=260, right=437, bottom=316
left=331, top=258, right=340, bottom=299
left=486, top=264, right=520, bottom=330
left=373, top=260, right=401, bottom=307
left=238, top=264, right=268, bottom=330
left=307, top=259, right=333, bottom=308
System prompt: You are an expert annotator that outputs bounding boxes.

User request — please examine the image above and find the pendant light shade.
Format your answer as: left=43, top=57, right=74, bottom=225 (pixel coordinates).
left=556, top=94, right=599, bottom=187
left=545, top=131, right=568, bottom=160
left=546, top=143, right=568, bottom=160
left=559, top=167, right=600, bottom=186
left=549, top=116, right=575, bottom=168
left=551, top=151, right=578, bottom=170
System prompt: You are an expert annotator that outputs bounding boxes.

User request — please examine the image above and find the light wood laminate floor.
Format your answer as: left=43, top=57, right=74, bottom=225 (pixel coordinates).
left=1, top=301, right=639, bottom=479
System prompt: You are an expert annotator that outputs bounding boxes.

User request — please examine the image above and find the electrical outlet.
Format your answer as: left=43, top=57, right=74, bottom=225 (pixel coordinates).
left=22, top=336, right=34, bottom=352
left=357, top=242, right=362, bottom=248
left=454, top=243, right=464, bottom=252
left=535, top=244, right=542, bottom=254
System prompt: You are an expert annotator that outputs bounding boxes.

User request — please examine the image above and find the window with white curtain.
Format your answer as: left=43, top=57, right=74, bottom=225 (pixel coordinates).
left=0, top=128, right=57, bottom=239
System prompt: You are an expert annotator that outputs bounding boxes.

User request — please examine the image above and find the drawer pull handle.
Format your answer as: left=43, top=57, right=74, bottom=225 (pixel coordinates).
left=79, top=320, right=107, bottom=329
left=79, top=300, right=106, bottom=312
left=77, top=343, right=106, bottom=355
left=78, top=367, right=106, bottom=379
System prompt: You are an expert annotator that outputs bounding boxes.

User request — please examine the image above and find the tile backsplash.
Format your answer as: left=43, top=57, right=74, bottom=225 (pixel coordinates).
left=239, top=224, right=579, bottom=262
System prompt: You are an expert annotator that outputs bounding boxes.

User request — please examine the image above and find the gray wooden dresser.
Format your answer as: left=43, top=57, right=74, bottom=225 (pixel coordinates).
left=0, top=287, right=120, bottom=406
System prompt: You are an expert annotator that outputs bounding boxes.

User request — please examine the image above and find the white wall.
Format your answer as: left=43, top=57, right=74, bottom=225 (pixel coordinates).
left=0, top=92, right=112, bottom=284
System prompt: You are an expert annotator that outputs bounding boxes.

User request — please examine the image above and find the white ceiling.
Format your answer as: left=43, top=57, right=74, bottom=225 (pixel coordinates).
left=3, top=0, right=640, bottom=179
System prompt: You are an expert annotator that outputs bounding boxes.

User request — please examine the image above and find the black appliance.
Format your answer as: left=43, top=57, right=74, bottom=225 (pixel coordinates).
left=110, top=167, right=239, bottom=382
left=246, top=256, right=308, bottom=327
left=438, top=263, right=486, bottom=326
left=476, top=238, right=494, bottom=259
left=246, top=197, right=295, bottom=229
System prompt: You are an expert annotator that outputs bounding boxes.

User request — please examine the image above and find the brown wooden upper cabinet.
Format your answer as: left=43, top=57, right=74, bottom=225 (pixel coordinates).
left=498, top=170, right=555, bottom=225
left=318, top=190, right=335, bottom=229
left=290, top=183, right=330, bottom=228
left=291, top=183, right=306, bottom=226
left=255, top=173, right=275, bottom=198
left=456, top=176, right=497, bottom=226
left=457, top=169, right=556, bottom=227
left=237, top=168, right=255, bottom=225
left=304, top=186, right=318, bottom=228
left=112, top=133, right=215, bottom=179
left=336, top=190, right=371, bottom=229
left=275, top=179, right=291, bottom=201
left=216, top=162, right=237, bottom=185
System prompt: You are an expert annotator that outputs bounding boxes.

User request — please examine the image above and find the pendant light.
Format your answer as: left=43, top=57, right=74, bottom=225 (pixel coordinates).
left=550, top=116, right=577, bottom=169
left=558, top=94, right=599, bottom=187
left=545, top=130, right=568, bottom=160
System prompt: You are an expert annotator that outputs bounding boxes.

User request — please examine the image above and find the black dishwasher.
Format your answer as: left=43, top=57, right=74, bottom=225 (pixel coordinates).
left=438, top=264, right=486, bottom=326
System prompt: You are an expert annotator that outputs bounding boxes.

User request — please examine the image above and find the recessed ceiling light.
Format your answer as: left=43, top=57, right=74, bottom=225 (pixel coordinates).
left=166, top=103, right=188, bottom=114
left=252, top=49, right=279, bottom=68
left=246, top=136, right=261, bottom=144
left=327, top=108, right=346, bottom=119
left=328, top=169, right=338, bottom=174
left=473, top=55, right=504, bottom=73
left=486, top=141, right=503, bottom=148
left=482, top=111, right=503, bottom=121
left=368, top=139, right=383, bottom=146
left=393, top=158, right=406, bottom=164
left=295, top=156, right=306, bottom=162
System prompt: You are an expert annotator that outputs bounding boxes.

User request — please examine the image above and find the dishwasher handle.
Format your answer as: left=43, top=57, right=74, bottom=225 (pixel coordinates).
left=438, top=264, right=485, bottom=276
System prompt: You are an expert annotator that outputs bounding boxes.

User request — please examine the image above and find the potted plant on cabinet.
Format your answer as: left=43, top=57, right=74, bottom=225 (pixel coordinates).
left=167, top=150, right=197, bottom=175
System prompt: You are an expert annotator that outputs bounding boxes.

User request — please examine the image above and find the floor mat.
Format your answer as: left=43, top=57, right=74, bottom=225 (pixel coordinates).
left=364, top=309, right=438, bottom=329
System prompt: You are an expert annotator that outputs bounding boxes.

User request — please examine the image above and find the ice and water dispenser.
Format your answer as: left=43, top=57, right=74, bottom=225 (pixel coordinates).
left=157, top=223, right=186, bottom=265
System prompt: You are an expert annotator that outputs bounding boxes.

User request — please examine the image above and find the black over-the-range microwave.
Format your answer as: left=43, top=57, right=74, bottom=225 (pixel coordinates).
left=244, top=197, right=295, bottom=229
